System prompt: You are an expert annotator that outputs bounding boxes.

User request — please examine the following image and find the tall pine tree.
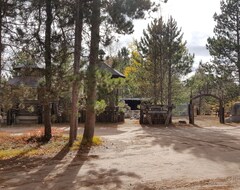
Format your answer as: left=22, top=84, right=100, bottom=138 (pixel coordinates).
left=83, top=0, right=157, bottom=143
left=138, top=17, right=193, bottom=106
left=69, top=0, right=84, bottom=146
left=207, top=0, right=240, bottom=86
left=0, top=1, right=25, bottom=83
left=9, top=0, right=76, bottom=139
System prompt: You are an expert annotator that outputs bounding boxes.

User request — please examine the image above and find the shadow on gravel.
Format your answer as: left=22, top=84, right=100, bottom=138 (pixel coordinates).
left=75, top=168, right=141, bottom=189
left=139, top=121, right=240, bottom=164
left=6, top=143, right=71, bottom=190
left=49, top=144, right=141, bottom=189
left=132, top=176, right=239, bottom=190
left=48, top=143, right=92, bottom=189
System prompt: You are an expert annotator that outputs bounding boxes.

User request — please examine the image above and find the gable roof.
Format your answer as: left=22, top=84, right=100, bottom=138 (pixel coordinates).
left=8, top=76, right=42, bottom=88
left=13, top=64, right=44, bottom=70
left=98, top=61, right=125, bottom=78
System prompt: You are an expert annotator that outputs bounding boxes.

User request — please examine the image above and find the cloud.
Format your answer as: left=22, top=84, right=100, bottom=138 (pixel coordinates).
left=116, top=0, right=220, bottom=67
left=188, top=45, right=209, bottom=57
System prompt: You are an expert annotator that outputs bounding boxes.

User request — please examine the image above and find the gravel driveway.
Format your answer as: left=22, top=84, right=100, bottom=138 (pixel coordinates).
left=1, top=116, right=240, bottom=189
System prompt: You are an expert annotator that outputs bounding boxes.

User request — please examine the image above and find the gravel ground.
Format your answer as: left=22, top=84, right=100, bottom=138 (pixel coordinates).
left=1, top=116, right=240, bottom=190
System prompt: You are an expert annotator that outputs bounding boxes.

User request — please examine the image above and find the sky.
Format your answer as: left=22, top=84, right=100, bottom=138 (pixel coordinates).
left=118, top=0, right=221, bottom=71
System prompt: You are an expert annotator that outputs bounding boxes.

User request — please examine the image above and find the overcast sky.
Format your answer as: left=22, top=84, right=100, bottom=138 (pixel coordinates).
left=118, top=0, right=221, bottom=70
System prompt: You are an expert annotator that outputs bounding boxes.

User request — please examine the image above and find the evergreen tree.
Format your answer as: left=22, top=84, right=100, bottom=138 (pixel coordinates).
left=0, top=0, right=2, bottom=84
left=10, top=0, right=76, bottom=139
left=188, top=62, right=239, bottom=111
left=83, top=0, right=101, bottom=143
left=111, top=47, right=130, bottom=73
left=164, top=17, right=193, bottom=122
left=207, top=0, right=240, bottom=86
left=0, top=1, right=28, bottom=118
left=43, top=0, right=53, bottom=141
left=83, top=0, right=157, bottom=143
left=69, top=0, right=84, bottom=145
left=138, top=18, right=166, bottom=104
left=138, top=17, right=193, bottom=106
left=0, top=1, right=25, bottom=83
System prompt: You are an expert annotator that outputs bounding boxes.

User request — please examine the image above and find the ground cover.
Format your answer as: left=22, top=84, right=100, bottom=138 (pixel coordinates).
left=1, top=116, right=240, bottom=189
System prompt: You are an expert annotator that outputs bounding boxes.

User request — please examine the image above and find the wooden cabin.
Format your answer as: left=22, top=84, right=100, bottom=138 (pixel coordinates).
left=5, top=60, right=125, bottom=124
left=79, top=61, right=125, bottom=123
left=6, top=64, right=44, bottom=124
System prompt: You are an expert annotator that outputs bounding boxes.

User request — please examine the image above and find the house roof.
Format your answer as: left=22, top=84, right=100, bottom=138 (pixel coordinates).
left=121, top=98, right=147, bottom=101
left=8, top=62, right=124, bottom=88
left=13, top=64, right=44, bottom=70
left=98, top=61, right=125, bottom=78
left=8, top=76, right=42, bottom=88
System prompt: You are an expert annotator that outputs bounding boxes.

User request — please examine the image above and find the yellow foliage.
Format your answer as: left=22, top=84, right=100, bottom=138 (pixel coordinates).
left=131, top=51, right=141, bottom=66
left=70, top=135, right=103, bottom=151
left=0, top=132, right=103, bottom=160
left=0, top=148, right=29, bottom=159
left=124, top=66, right=137, bottom=77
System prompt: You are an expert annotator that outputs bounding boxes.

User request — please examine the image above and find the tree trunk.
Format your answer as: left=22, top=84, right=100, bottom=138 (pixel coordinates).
left=83, top=0, right=101, bottom=143
left=44, top=0, right=53, bottom=141
left=69, top=0, right=83, bottom=146
left=237, top=8, right=240, bottom=90
left=160, top=50, right=164, bottom=105
left=168, top=63, right=172, bottom=106
left=0, top=0, right=2, bottom=85
left=0, top=1, right=3, bottom=119
left=153, top=56, right=157, bottom=105
left=43, top=103, right=51, bottom=140
left=165, top=30, right=172, bottom=125
left=198, top=90, right=202, bottom=115
left=165, top=60, right=172, bottom=125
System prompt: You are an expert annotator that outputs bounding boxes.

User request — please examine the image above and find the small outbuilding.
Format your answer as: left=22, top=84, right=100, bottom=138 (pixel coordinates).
left=6, top=64, right=44, bottom=124
left=79, top=61, right=126, bottom=123
left=228, top=102, right=240, bottom=122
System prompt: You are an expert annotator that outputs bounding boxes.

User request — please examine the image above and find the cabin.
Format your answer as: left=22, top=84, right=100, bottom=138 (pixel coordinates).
left=6, top=64, right=44, bottom=124
left=4, top=61, right=125, bottom=125
left=80, top=61, right=126, bottom=123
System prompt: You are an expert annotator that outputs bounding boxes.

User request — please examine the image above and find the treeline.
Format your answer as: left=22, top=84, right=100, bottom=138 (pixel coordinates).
left=0, top=0, right=161, bottom=145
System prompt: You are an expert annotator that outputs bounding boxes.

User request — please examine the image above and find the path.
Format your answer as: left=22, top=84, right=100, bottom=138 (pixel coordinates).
left=1, top=117, right=240, bottom=189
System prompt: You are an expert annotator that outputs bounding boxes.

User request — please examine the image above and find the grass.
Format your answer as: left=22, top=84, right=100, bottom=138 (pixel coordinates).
left=0, top=128, right=102, bottom=160
left=70, top=135, right=102, bottom=151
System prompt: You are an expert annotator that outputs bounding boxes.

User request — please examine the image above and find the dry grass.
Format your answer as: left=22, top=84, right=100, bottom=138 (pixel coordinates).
left=0, top=128, right=102, bottom=160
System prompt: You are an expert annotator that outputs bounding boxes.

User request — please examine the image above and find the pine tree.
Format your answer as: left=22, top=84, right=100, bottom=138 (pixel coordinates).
left=0, top=0, right=2, bottom=84
left=138, top=18, right=167, bottom=104
left=43, top=0, right=53, bottom=141
left=0, top=1, right=25, bottom=84
left=165, top=17, right=193, bottom=123
left=83, top=0, right=101, bottom=143
left=9, top=0, right=76, bottom=139
left=138, top=17, right=193, bottom=106
left=69, top=0, right=84, bottom=146
left=83, top=0, right=156, bottom=143
left=0, top=1, right=27, bottom=117
left=207, top=0, right=240, bottom=86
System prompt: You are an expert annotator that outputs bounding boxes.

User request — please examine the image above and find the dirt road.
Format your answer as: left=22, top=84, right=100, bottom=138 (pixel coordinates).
left=1, top=116, right=240, bottom=189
